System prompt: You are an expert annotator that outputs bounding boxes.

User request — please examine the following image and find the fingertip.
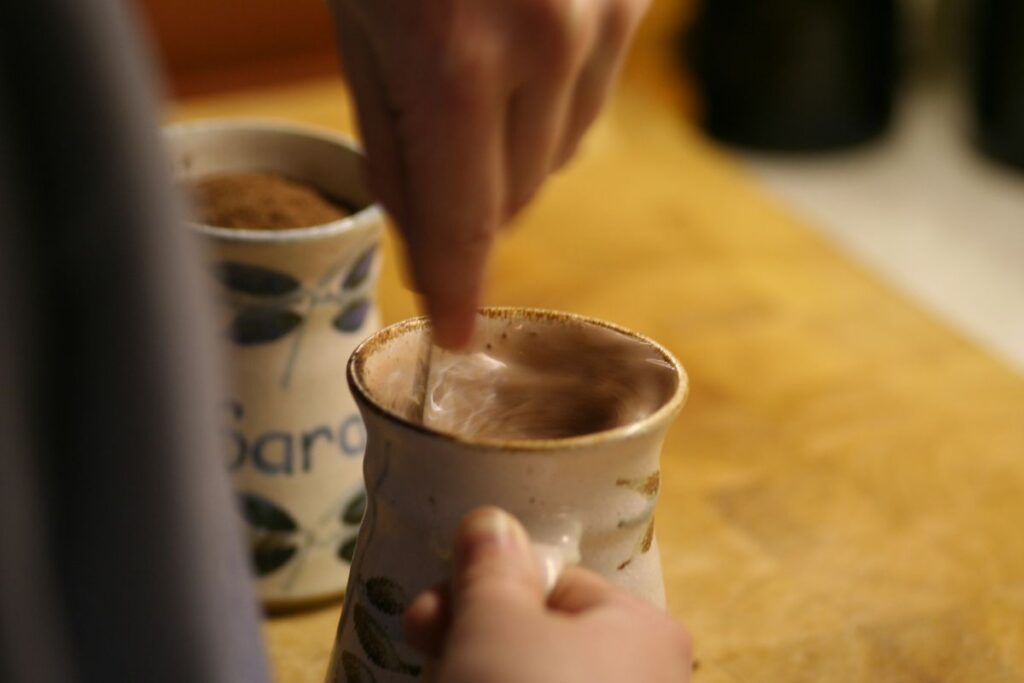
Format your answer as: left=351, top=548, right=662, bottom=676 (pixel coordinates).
left=403, top=588, right=448, bottom=657
left=554, top=135, right=582, bottom=171
left=425, top=298, right=478, bottom=350
left=403, top=242, right=484, bottom=350
left=503, top=186, right=538, bottom=223
left=404, top=589, right=443, bottom=629
left=455, top=507, right=531, bottom=565
left=452, top=507, right=543, bottom=603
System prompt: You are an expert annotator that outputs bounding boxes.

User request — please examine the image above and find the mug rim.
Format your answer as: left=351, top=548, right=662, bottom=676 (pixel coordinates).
left=164, top=117, right=384, bottom=244
left=347, top=307, right=689, bottom=452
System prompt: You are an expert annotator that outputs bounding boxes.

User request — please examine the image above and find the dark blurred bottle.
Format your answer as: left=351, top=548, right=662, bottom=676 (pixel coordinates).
left=971, top=0, right=1024, bottom=170
left=684, top=0, right=901, bottom=151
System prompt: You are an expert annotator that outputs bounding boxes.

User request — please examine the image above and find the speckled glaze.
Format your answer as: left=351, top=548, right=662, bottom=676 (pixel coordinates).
left=165, top=120, right=383, bottom=607
left=326, top=309, right=688, bottom=683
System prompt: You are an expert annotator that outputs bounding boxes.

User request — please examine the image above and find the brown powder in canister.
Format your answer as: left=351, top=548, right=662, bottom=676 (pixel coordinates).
left=187, top=172, right=350, bottom=230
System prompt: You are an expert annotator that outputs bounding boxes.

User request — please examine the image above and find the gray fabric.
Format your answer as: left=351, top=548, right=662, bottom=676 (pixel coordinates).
left=0, top=2, right=270, bottom=682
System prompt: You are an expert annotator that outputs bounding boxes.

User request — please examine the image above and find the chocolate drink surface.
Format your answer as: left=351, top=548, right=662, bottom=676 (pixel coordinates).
left=364, top=316, right=679, bottom=441
left=187, top=172, right=351, bottom=229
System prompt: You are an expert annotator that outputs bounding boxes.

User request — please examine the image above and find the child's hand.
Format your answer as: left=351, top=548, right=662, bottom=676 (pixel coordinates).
left=331, top=0, right=650, bottom=347
left=403, top=507, right=692, bottom=683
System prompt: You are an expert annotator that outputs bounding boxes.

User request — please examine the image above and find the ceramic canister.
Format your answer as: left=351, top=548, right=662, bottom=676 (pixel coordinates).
left=166, top=119, right=383, bottom=608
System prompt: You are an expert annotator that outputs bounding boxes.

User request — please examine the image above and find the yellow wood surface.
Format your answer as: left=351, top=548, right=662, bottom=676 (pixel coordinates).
left=172, top=60, right=1024, bottom=683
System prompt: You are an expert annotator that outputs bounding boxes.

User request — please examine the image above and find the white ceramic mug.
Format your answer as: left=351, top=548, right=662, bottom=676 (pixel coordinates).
left=165, top=120, right=383, bottom=608
left=326, top=308, right=688, bottom=683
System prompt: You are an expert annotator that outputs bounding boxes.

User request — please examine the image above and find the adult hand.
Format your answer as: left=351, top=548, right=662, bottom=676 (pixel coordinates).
left=331, top=0, right=650, bottom=347
left=403, top=507, right=692, bottom=683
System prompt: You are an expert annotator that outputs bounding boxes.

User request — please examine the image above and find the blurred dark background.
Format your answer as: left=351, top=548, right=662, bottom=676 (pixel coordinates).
left=138, top=0, right=1022, bottom=168
left=137, top=0, right=339, bottom=96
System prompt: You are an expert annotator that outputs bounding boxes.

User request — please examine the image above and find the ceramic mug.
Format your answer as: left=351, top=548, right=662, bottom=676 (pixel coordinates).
left=325, top=308, right=688, bottom=683
left=165, top=120, right=384, bottom=608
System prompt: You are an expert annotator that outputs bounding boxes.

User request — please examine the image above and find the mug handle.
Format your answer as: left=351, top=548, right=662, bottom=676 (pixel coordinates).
left=522, top=515, right=583, bottom=593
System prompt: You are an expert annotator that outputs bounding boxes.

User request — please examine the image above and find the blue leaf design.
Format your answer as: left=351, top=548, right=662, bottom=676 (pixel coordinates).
left=366, top=577, right=409, bottom=616
left=353, top=605, right=421, bottom=675
left=252, top=539, right=298, bottom=576
left=215, top=262, right=301, bottom=297
left=229, top=307, right=303, bottom=345
left=342, top=247, right=377, bottom=290
left=240, top=492, right=298, bottom=532
left=332, top=299, right=370, bottom=334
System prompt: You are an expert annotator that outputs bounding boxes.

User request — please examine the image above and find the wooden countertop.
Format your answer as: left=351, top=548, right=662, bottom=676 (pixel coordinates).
left=172, top=63, right=1024, bottom=683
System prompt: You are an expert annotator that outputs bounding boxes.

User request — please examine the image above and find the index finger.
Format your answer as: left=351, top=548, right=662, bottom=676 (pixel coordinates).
left=394, top=48, right=507, bottom=348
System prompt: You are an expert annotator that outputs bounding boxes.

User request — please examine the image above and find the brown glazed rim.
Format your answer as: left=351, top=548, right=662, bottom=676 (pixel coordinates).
left=347, top=307, right=689, bottom=452
left=163, top=118, right=384, bottom=244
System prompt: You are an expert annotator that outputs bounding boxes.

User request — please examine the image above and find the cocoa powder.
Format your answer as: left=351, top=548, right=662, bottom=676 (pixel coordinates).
left=187, top=172, right=350, bottom=230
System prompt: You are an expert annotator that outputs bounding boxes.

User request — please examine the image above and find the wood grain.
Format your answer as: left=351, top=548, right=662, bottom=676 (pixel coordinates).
left=172, top=62, right=1024, bottom=683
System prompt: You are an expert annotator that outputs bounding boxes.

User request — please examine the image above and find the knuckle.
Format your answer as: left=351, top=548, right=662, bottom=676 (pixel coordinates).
left=448, top=223, right=495, bottom=255
left=447, top=42, right=497, bottom=82
left=522, top=0, right=571, bottom=32
left=505, top=189, right=535, bottom=221
left=408, top=204, right=497, bottom=264
left=436, top=48, right=498, bottom=112
left=446, top=206, right=500, bottom=253
left=506, top=170, right=544, bottom=218
left=521, top=0, right=580, bottom=76
left=433, top=11, right=504, bottom=98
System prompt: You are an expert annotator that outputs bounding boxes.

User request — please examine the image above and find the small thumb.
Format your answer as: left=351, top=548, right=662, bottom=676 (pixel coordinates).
left=452, top=507, right=545, bottom=609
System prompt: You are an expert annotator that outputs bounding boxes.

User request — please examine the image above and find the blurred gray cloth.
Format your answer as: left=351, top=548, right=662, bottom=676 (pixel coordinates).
left=0, top=2, right=270, bottom=682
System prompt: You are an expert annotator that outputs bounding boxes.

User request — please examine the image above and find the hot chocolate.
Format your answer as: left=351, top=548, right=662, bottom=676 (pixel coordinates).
left=187, top=172, right=351, bottom=230
left=359, top=314, right=678, bottom=441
